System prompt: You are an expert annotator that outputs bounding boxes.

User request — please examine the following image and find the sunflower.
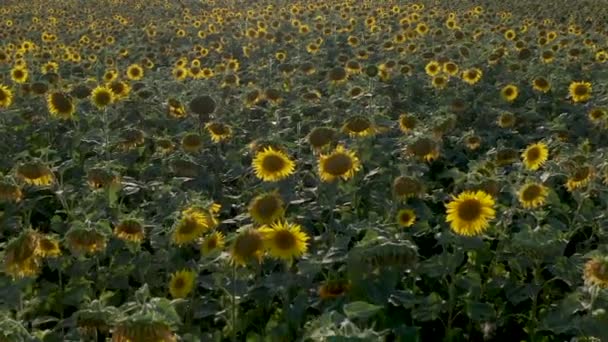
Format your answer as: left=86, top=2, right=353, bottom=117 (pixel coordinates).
left=230, top=228, right=265, bottom=266
left=112, top=322, right=175, bottom=342
left=588, top=108, right=607, bottom=125
left=35, top=235, right=62, bottom=258
left=0, top=182, right=22, bottom=202
left=318, top=145, right=361, bottom=182
left=465, top=135, right=482, bottom=150
left=501, top=84, right=519, bottom=102
left=398, top=114, right=417, bottom=133
left=126, top=63, right=144, bottom=80
left=392, top=176, right=424, bottom=199
left=318, top=279, right=351, bottom=299
left=518, top=183, right=549, bottom=209
left=172, top=207, right=216, bottom=245
left=201, top=231, right=225, bottom=255
left=396, top=209, right=416, bottom=228
left=10, top=66, right=28, bottom=83
left=443, top=62, right=459, bottom=76
left=181, top=133, right=203, bottom=153
left=461, top=68, right=482, bottom=85
left=114, top=219, right=145, bottom=243
left=522, top=142, right=549, bottom=171
left=445, top=190, right=496, bottom=236
left=566, top=165, right=594, bottom=192
left=424, top=60, right=441, bottom=76
left=252, top=147, right=296, bottom=182
left=205, top=122, right=232, bottom=143
left=87, top=167, right=119, bottom=189
left=307, top=127, right=336, bottom=150
left=47, top=92, right=76, bottom=119
left=259, top=221, right=309, bottom=263
left=532, top=77, right=551, bottom=93
left=583, top=256, right=608, bottom=288
left=167, top=98, right=187, bottom=118
left=248, top=192, right=285, bottom=224
left=3, top=232, right=40, bottom=278
left=108, top=80, right=131, bottom=99
left=569, top=81, right=592, bottom=103
left=90, top=86, right=114, bottom=109
left=172, top=66, right=188, bottom=81
left=431, top=75, right=448, bottom=89
left=168, top=269, right=196, bottom=298
left=497, top=112, right=516, bottom=128
left=342, top=116, right=375, bottom=137
left=65, top=228, right=107, bottom=255
left=407, top=137, right=440, bottom=162
left=16, top=162, right=54, bottom=186
left=0, top=84, right=13, bottom=108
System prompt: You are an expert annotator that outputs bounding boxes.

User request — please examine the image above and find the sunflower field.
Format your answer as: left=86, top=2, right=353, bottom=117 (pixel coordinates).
left=1, top=0, right=608, bottom=341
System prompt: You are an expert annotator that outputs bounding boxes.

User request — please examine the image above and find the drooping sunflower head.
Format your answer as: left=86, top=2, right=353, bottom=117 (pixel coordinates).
left=398, top=114, right=417, bottom=133
left=342, top=116, right=375, bottom=137
left=201, top=231, right=225, bottom=255
left=114, top=219, right=145, bottom=244
left=65, top=227, right=107, bottom=255
left=230, top=228, right=265, bottom=266
left=328, top=67, right=348, bottom=84
left=34, top=235, right=62, bottom=258
left=445, top=190, right=496, bottom=236
left=518, top=183, right=549, bottom=209
left=407, top=137, right=440, bottom=162
left=181, top=133, right=204, bottom=153
left=259, top=221, right=309, bottom=263
left=3, top=231, right=40, bottom=279
left=169, top=269, right=196, bottom=298
left=16, top=161, right=54, bottom=186
left=90, top=86, right=114, bottom=109
left=500, top=84, right=519, bottom=102
left=396, top=209, right=416, bottom=228
left=87, top=167, right=119, bottom=190
left=205, top=122, right=232, bottom=143
left=569, top=81, right=592, bottom=103
left=307, top=127, right=336, bottom=150
left=112, top=321, right=176, bottom=342
left=0, top=84, right=13, bottom=108
left=252, top=147, right=296, bottom=182
left=248, top=192, right=285, bottom=224
left=521, top=142, right=549, bottom=171
left=566, top=165, right=594, bottom=192
left=584, top=256, right=608, bottom=288
left=0, top=180, right=23, bottom=202
left=392, top=176, right=424, bottom=199
left=318, top=145, right=361, bottom=182
left=47, top=91, right=76, bottom=119
left=318, top=279, right=351, bottom=299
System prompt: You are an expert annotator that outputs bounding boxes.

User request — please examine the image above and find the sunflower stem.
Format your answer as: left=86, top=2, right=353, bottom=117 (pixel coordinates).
left=231, top=263, right=237, bottom=342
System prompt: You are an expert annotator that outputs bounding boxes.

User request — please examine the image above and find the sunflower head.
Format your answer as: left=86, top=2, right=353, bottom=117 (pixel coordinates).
left=230, top=228, right=265, bottom=266
left=112, top=322, right=176, bottom=342
left=108, top=80, right=131, bottom=99
left=308, top=127, right=336, bottom=150
left=259, top=221, right=309, bottom=263
left=16, top=161, right=54, bottom=186
left=500, top=84, right=519, bottom=102
left=181, top=133, right=204, bottom=153
left=588, top=108, right=607, bottom=125
left=205, top=122, right=232, bottom=143
left=497, top=112, right=516, bottom=128
left=584, top=256, right=608, bottom=288
left=201, top=231, right=225, bottom=255
left=189, top=95, right=216, bottom=117
left=342, top=116, right=375, bottom=137
left=446, top=190, right=496, bottom=236
left=318, top=145, right=361, bottom=182
left=0, top=181, right=23, bottom=202
left=566, top=165, right=594, bottom=192
left=0, top=84, right=13, bottom=108
left=87, top=167, right=119, bottom=190
left=532, top=77, right=551, bottom=93
left=521, top=142, right=549, bottom=171
left=392, top=176, right=424, bottom=199
left=569, top=81, right=592, bottom=103
left=248, top=192, right=285, bottom=224
left=47, top=91, right=76, bottom=119
left=172, top=207, right=216, bottom=245
left=90, top=86, right=114, bottom=109
left=252, top=147, right=296, bottom=182
left=318, top=279, right=351, bottom=299
left=396, top=209, right=416, bottom=228
left=462, top=68, right=482, bottom=85
left=169, top=269, right=196, bottom=298
left=398, top=114, right=417, bottom=133
left=35, top=235, right=62, bottom=258
left=114, top=219, right=145, bottom=243
left=126, top=64, right=144, bottom=80
left=3, top=231, right=40, bottom=278
left=65, top=227, right=107, bottom=255
left=518, top=183, right=549, bottom=209
left=407, top=137, right=440, bottom=162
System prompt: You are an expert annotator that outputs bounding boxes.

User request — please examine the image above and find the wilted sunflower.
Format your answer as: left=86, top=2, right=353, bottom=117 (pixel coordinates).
left=114, top=219, right=145, bottom=243
left=307, top=127, right=336, bottom=150
left=112, top=322, right=176, bottom=342
left=3, top=231, right=40, bottom=278
left=181, top=133, right=203, bottom=153
left=259, top=221, right=309, bottom=263
left=518, top=183, right=549, bottom=209
left=205, top=122, right=232, bottom=143
left=87, top=167, right=119, bottom=189
left=569, top=81, right=592, bottom=103
left=65, top=228, right=107, bottom=255
left=392, top=176, right=425, bottom=199
left=407, top=137, right=440, bottom=162
left=16, top=161, right=54, bottom=186
left=500, top=84, right=519, bottom=102
left=461, top=68, right=482, bottom=85
left=90, top=86, right=115, bottom=109
left=318, top=145, right=361, bottom=182
left=396, top=209, right=416, bottom=228
left=47, top=92, right=76, bottom=119
left=0, top=181, right=22, bottom=202
left=446, top=190, right=496, bottom=236
left=532, top=77, right=551, bottom=93
left=126, top=63, right=144, bottom=80
left=230, top=228, right=265, bottom=266
left=342, top=116, right=375, bottom=137
left=522, top=142, right=549, bottom=171
left=248, top=192, right=285, bottom=224
left=566, top=165, right=594, bottom=192
left=169, top=269, right=196, bottom=298
left=0, top=84, right=13, bottom=108
left=252, top=147, right=296, bottom=182
left=398, top=114, right=417, bottom=133
left=172, top=207, right=217, bottom=245
left=35, top=235, right=61, bottom=258
left=583, top=256, right=608, bottom=288
left=201, top=231, right=225, bottom=255
left=318, top=279, right=351, bottom=299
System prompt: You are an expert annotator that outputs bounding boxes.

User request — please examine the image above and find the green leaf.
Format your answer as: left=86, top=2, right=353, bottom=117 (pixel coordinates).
left=465, top=301, right=496, bottom=321
left=343, top=301, right=383, bottom=320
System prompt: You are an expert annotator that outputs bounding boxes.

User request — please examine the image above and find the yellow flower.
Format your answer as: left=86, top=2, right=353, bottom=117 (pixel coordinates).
left=318, top=145, right=361, bottom=182
left=259, top=221, right=309, bottom=263
left=424, top=61, right=441, bottom=76
left=169, top=269, right=196, bottom=298
left=108, top=80, right=131, bottom=100
left=445, top=190, right=496, bottom=236
left=396, top=209, right=416, bottom=228
left=531, top=77, right=551, bottom=93
left=501, top=84, right=519, bottom=102
left=35, top=235, right=62, bottom=258
left=248, top=192, right=285, bottom=224
left=230, top=228, right=265, bottom=266
left=588, top=108, right=607, bottom=125
left=172, top=207, right=216, bottom=245
left=584, top=257, right=608, bottom=288
left=10, top=66, right=28, bottom=83
left=47, top=92, right=76, bottom=119
left=518, top=183, right=549, bottom=209
left=16, top=162, right=54, bottom=186
left=569, top=81, right=592, bottom=103
left=521, top=142, right=549, bottom=171
left=126, top=63, right=144, bottom=80
left=252, top=147, right=296, bottom=182
left=114, top=219, right=145, bottom=243
left=0, top=84, right=13, bottom=109
left=566, top=165, right=594, bottom=192
left=90, top=86, right=115, bottom=109
left=205, top=122, right=232, bottom=143
left=461, top=68, right=482, bottom=85
left=4, top=232, right=40, bottom=279
left=398, top=114, right=417, bottom=133
left=201, top=231, right=225, bottom=255
left=342, top=116, right=375, bottom=137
